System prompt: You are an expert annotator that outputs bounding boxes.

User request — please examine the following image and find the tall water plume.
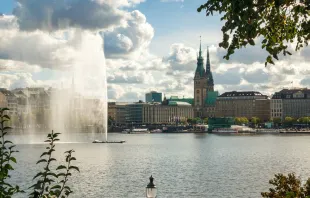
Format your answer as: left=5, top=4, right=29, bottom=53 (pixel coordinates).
left=47, top=30, right=108, bottom=141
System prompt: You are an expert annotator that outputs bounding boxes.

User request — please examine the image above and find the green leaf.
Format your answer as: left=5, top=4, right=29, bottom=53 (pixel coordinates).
left=69, top=166, right=80, bottom=172
left=40, top=152, right=49, bottom=158
left=51, top=185, right=62, bottom=190
left=57, top=173, right=66, bottom=177
left=10, top=157, right=17, bottom=163
left=249, top=39, right=255, bottom=45
left=33, top=172, right=43, bottom=180
left=36, top=159, right=47, bottom=164
left=56, top=165, right=67, bottom=170
left=48, top=158, right=56, bottom=163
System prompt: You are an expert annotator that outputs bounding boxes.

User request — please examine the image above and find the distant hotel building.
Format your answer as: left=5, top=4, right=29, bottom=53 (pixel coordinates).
left=145, top=91, right=162, bottom=103
left=215, top=91, right=270, bottom=121
left=108, top=102, right=129, bottom=125
left=271, top=88, right=310, bottom=120
left=125, top=99, right=193, bottom=125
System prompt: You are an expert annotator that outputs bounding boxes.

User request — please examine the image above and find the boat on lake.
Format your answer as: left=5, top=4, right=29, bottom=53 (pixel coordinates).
left=122, top=128, right=150, bottom=134
left=212, top=125, right=256, bottom=134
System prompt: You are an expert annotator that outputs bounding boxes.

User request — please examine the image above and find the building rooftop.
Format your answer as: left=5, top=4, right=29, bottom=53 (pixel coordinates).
left=0, top=88, right=14, bottom=96
left=272, top=88, right=310, bottom=99
left=219, top=91, right=264, bottom=97
left=168, top=101, right=192, bottom=106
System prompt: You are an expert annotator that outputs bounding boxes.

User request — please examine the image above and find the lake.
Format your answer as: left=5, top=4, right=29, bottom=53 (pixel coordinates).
left=8, top=132, right=310, bottom=198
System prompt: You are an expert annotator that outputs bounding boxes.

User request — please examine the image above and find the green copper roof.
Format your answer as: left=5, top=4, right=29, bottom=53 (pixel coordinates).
left=204, top=91, right=218, bottom=105
left=168, top=101, right=192, bottom=106
left=195, top=38, right=205, bottom=77
left=168, top=97, right=194, bottom=105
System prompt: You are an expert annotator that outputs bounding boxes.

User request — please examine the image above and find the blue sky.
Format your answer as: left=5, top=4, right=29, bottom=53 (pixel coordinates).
left=0, top=0, right=14, bottom=14
left=134, top=0, right=222, bottom=55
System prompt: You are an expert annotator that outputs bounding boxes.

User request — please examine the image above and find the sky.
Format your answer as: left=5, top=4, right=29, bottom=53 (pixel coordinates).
left=0, top=0, right=309, bottom=102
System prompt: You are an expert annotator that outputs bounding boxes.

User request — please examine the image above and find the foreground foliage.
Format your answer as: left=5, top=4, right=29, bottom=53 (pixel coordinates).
left=30, top=131, right=79, bottom=198
left=0, top=108, right=22, bottom=197
left=0, top=108, right=79, bottom=198
left=261, top=173, right=310, bottom=198
left=198, top=0, right=310, bottom=66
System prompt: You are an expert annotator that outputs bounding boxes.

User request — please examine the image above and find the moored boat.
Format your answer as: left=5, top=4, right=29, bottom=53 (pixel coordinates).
left=212, top=128, right=238, bottom=134
left=122, top=128, right=150, bottom=134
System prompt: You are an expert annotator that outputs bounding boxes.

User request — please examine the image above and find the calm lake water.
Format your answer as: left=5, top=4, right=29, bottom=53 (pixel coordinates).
left=7, top=132, right=310, bottom=198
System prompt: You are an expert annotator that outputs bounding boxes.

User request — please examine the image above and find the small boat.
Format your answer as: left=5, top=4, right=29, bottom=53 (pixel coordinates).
left=212, top=128, right=238, bottom=134
left=122, top=128, right=150, bottom=134
left=151, top=129, right=162, bottom=133
left=92, top=140, right=126, bottom=143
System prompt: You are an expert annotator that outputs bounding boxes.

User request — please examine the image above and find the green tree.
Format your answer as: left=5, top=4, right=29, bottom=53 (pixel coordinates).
left=187, top=118, right=193, bottom=125
left=298, top=117, right=310, bottom=124
left=203, top=117, right=208, bottom=124
left=198, top=0, right=310, bottom=66
left=261, top=173, right=310, bottom=198
left=284, top=116, right=294, bottom=126
left=235, top=117, right=249, bottom=125
left=108, top=116, right=115, bottom=126
left=251, top=117, right=260, bottom=127
left=272, top=117, right=282, bottom=125
left=235, top=117, right=242, bottom=125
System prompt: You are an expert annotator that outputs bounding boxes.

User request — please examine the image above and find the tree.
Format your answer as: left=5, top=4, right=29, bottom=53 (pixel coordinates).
left=251, top=117, right=260, bottom=127
left=198, top=0, right=310, bottom=66
left=261, top=173, right=310, bottom=197
left=203, top=117, right=209, bottom=124
left=298, top=116, right=310, bottom=124
left=108, top=116, right=115, bottom=126
left=241, top=117, right=249, bottom=125
left=235, top=117, right=249, bottom=125
left=284, top=116, right=294, bottom=126
left=272, top=117, right=282, bottom=124
left=187, top=118, right=193, bottom=125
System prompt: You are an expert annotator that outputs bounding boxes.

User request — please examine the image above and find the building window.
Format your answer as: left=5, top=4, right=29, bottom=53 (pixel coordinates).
left=197, top=90, right=200, bottom=94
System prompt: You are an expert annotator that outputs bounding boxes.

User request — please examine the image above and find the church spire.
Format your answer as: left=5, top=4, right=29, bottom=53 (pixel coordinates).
left=206, top=46, right=210, bottom=72
left=199, top=36, right=202, bottom=58
left=195, top=36, right=205, bottom=78
left=205, top=46, right=214, bottom=86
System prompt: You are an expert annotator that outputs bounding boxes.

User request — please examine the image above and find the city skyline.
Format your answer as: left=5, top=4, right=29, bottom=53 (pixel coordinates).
left=0, top=0, right=310, bottom=102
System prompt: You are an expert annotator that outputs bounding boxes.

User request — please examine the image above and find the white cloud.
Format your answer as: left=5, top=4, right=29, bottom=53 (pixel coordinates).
left=160, top=0, right=184, bottom=2
left=13, top=0, right=138, bottom=31
left=103, top=10, right=154, bottom=59
left=163, top=43, right=197, bottom=72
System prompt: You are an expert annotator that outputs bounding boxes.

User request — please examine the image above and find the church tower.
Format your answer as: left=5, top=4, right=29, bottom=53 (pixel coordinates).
left=194, top=37, right=207, bottom=108
left=194, top=38, right=215, bottom=118
left=206, top=47, right=214, bottom=92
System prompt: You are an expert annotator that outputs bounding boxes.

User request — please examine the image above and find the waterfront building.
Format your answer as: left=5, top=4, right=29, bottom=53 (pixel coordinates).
left=108, top=102, right=130, bottom=125
left=271, top=88, right=310, bottom=119
left=145, top=91, right=162, bottom=103
left=270, top=98, right=283, bottom=121
left=0, top=88, right=17, bottom=115
left=215, top=91, right=270, bottom=121
left=125, top=100, right=194, bottom=125
left=193, top=39, right=216, bottom=118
